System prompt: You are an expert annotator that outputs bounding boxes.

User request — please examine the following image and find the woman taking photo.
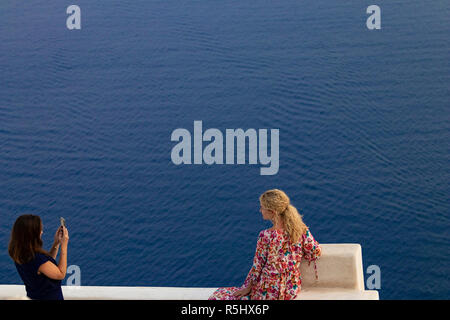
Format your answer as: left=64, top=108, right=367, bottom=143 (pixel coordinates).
left=209, top=189, right=321, bottom=300
left=8, top=214, right=69, bottom=300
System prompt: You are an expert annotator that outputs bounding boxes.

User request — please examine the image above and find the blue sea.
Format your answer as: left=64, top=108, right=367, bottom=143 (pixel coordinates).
left=0, top=1, right=448, bottom=299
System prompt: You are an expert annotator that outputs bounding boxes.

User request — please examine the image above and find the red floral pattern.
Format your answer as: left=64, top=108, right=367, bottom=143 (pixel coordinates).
left=209, top=228, right=321, bottom=300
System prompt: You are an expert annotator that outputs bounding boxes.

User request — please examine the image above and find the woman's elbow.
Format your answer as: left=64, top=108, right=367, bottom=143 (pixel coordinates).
left=57, top=270, right=67, bottom=280
left=48, top=269, right=66, bottom=280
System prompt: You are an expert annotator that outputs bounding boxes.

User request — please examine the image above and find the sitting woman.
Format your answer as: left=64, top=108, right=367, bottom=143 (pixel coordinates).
left=8, top=214, right=69, bottom=300
left=209, top=189, right=321, bottom=300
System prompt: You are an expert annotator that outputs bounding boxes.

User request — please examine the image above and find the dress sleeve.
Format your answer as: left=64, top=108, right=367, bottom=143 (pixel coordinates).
left=32, top=253, right=51, bottom=274
left=302, top=229, right=321, bottom=263
left=302, top=229, right=321, bottom=280
left=243, top=231, right=270, bottom=287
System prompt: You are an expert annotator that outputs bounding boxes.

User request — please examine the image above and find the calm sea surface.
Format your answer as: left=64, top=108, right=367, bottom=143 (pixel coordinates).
left=0, top=1, right=448, bottom=299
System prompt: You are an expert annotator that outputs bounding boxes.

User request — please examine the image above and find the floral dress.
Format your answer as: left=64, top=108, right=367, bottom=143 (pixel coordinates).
left=208, top=228, right=321, bottom=300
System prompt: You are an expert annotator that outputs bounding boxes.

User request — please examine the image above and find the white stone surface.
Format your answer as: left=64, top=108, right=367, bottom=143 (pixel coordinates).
left=301, top=244, right=365, bottom=290
left=0, top=243, right=379, bottom=300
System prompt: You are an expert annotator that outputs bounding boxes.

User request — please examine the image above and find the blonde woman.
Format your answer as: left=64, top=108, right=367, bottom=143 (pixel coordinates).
left=209, top=189, right=321, bottom=300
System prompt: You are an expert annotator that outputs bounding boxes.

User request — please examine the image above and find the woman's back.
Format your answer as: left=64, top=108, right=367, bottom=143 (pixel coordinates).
left=15, top=253, right=63, bottom=300
left=261, top=228, right=303, bottom=276
left=247, top=228, right=321, bottom=299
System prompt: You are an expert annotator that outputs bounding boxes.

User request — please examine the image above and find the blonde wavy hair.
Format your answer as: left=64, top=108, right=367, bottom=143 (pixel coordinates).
left=259, top=189, right=308, bottom=243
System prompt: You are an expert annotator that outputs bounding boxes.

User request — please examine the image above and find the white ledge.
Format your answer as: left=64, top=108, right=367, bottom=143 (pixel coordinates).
left=0, top=244, right=379, bottom=300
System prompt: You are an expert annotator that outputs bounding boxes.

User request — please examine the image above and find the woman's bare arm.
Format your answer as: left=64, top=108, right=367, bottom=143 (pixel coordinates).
left=38, top=227, right=69, bottom=280
left=49, top=242, right=60, bottom=260
left=49, top=226, right=63, bottom=259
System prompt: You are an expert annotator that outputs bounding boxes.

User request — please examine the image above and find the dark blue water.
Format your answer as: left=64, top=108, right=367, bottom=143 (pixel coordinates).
left=0, top=1, right=448, bottom=299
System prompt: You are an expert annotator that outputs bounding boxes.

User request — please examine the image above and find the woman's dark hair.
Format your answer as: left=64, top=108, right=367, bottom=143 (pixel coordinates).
left=8, top=214, right=49, bottom=264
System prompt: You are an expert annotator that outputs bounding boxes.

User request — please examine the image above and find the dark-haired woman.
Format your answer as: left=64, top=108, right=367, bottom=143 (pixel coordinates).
left=8, top=214, right=69, bottom=300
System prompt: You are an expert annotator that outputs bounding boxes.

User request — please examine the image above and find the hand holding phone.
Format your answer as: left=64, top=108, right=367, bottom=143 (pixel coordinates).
left=59, top=217, right=69, bottom=247
left=57, top=217, right=69, bottom=246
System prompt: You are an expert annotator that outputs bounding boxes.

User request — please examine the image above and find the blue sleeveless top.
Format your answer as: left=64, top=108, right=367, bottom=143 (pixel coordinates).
left=15, top=253, right=64, bottom=300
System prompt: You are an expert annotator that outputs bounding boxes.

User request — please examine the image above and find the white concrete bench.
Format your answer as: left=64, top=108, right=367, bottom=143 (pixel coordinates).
left=297, top=244, right=378, bottom=300
left=0, top=244, right=378, bottom=300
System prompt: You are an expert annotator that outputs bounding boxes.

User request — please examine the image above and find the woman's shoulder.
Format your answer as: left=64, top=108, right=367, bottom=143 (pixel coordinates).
left=260, top=227, right=277, bottom=234
left=303, top=228, right=313, bottom=238
left=259, top=228, right=286, bottom=238
left=16, top=252, right=46, bottom=266
left=257, top=228, right=271, bottom=238
left=15, top=252, right=52, bottom=274
left=33, top=252, right=49, bottom=261
left=32, top=252, right=54, bottom=266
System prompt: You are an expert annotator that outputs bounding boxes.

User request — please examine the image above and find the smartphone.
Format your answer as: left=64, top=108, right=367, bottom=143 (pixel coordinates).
left=60, top=217, right=66, bottom=228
